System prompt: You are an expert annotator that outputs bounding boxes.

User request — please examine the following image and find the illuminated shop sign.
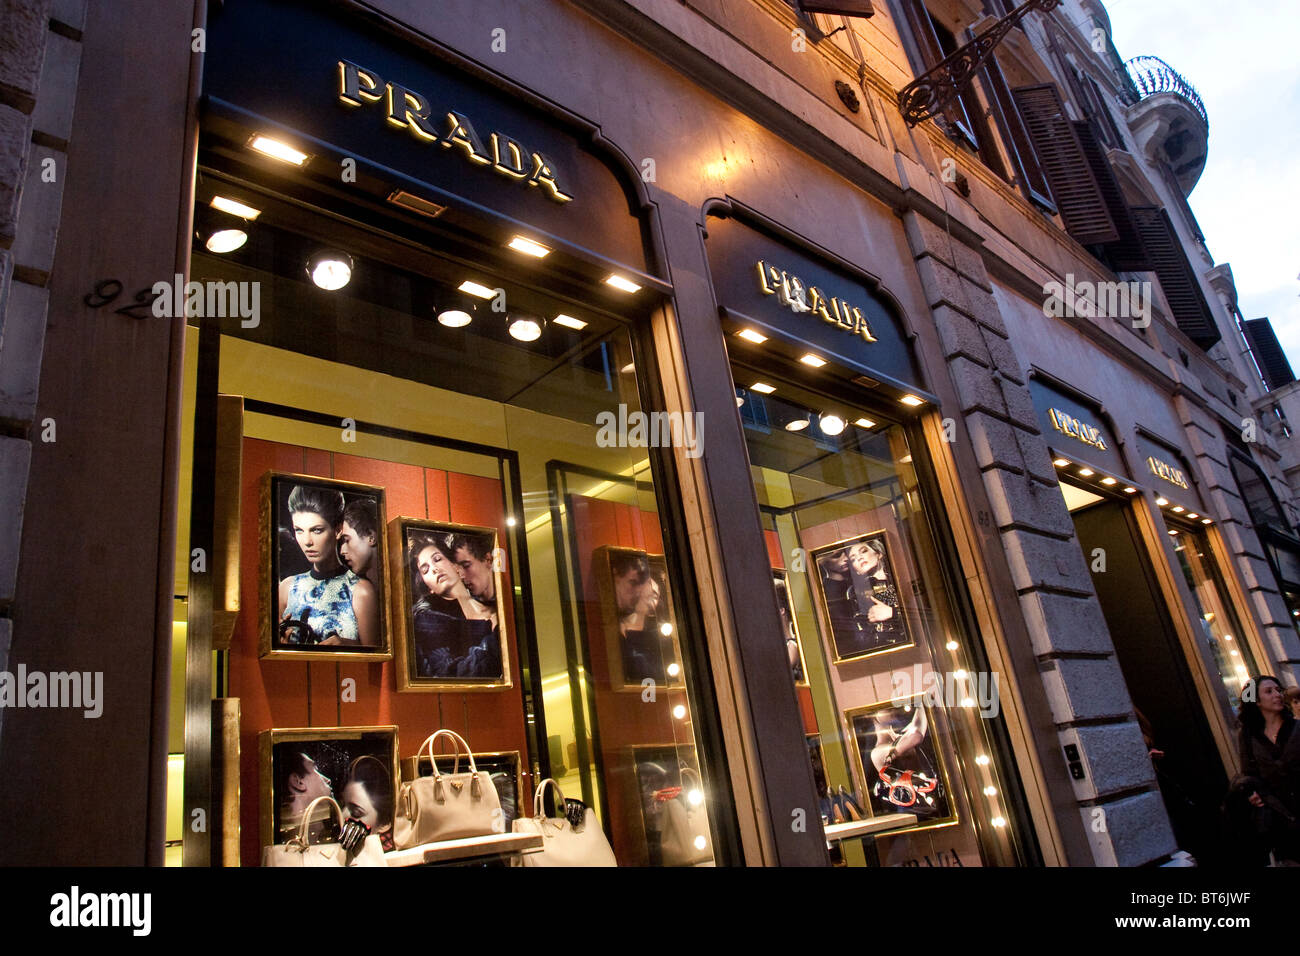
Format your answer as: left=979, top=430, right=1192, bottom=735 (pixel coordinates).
left=1146, top=455, right=1189, bottom=489
left=1048, top=408, right=1107, bottom=451
left=337, top=60, right=573, bottom=203
left=755, top=260, right=877, bottom=342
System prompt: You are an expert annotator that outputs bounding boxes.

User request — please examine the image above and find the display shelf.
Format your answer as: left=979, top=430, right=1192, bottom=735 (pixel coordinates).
left=823, top=813, right=917, bottom=842
left=384, top=832, right=543, bottom=867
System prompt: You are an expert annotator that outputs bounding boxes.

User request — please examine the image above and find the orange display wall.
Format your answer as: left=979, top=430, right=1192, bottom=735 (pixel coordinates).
left=230, top=437, right=531, bottom=864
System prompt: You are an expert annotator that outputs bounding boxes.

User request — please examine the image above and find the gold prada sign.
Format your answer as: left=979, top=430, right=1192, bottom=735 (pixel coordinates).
left=337, top=60, right=573, bottom=203
left=1147, top=455, right=1189, bottom=489
left=1048, top=408, right=1107, bottom=451
left=755, top=260, right=877, bottom=342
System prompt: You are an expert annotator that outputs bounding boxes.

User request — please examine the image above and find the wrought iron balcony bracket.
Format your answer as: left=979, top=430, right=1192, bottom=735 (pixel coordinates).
left=897, top=0, right=1061, bottom=127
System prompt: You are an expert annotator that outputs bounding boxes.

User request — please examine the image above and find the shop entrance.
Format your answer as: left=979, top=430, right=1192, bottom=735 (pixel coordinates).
left=1059, top=480, right=1230, bottom=865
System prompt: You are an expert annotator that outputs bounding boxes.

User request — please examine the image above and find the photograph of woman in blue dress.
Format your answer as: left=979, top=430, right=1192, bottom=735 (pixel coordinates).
left=272, top=478, right=382, bottom=651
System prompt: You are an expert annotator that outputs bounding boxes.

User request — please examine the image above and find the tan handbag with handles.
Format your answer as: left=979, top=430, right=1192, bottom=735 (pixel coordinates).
left=512, top=778, right=618, bottom=867
left=659, top=768, right=714, bottom=866
left=393, top=730, right=503, bottom=848
left=262, top=796, right=349, bottom=868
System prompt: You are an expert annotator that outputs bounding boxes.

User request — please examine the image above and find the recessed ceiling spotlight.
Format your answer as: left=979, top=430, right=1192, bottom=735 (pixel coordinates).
left=1156, top=497, right=1169, bottom=507
left=553, top=314, right=587, bottom=330
left=1053, top=458, right=1070, bottom=467
left=751, top=382, right=776, bottom=394
left=437, top=308, right=472, bottom=328
left=1101, top=477, right=1117, bottom=486
left=307, top=250, right=353, bottom=290
left=458, top=280, right=497, bottom=299
left=1171, top=506, right=1186, bottom=513
left=900, top=394, right=924, bottom=407
left=210, top=196, right=261, bottom=219
left=605, top=274, right=640, bottom=294
left=1077, top=468, right=1094, bottom=477
left=1169, top=529, right=1179, bottom=536
left=507, top=236, right=550, bottom=258
left=819, top=413, right=846, bottom=436
left=248, top=133, right=308, bottom=165
left=1201, top=517, right=1212, bottom=524
left=1124, top=486, right=1137, bottom=494
left=621, top=363, right=635, bottom=374
left=854, top=418, right=876, bottom=429
left=785, top=418, right=810, bottom=432
left=205, top=229, right=247, bottom=253
left=800, top=353, right=827, bottom=368
left=737, top=328, right=768, bottom=344
left=508, top=314, right=543, bottom=342
left=1187, top=513, right=1199, bottom=520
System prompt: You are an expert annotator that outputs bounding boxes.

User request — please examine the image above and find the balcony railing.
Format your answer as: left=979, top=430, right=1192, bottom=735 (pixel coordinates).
left=1122, top=56, right=1208, bottom=131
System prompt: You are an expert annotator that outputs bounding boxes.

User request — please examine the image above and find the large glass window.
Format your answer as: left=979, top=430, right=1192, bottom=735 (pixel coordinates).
left=172, top=148, right=720, bottom=866
left=732, top=359, right=1030, bottom=867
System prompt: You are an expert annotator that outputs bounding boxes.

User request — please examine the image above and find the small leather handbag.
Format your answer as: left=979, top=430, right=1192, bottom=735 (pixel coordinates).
left=659, top=768, right=713, bottom=866
left=393, top=730, right=503, bottom=849
left=262, top=796, right=349, bottom=868
left=512, top=778, right=617, bottom=867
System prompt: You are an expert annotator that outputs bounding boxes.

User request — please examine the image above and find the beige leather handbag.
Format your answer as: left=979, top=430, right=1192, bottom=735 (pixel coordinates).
left=393, top=730, right=503, bottom=849
left=659, top=768, right=714, bottom=866
left=512, top=778, right=617, bottom=867
left=262, top=796, right=348, bottom=868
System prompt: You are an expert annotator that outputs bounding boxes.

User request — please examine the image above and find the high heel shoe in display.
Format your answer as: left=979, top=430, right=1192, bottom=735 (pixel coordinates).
left=838, top=784, right=864, bottom=820
left=827, top=786, right=845, bottom=824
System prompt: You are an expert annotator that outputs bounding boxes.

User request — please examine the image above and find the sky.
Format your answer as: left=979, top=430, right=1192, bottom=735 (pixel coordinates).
left=1105, top=0, right=1300, bottom=373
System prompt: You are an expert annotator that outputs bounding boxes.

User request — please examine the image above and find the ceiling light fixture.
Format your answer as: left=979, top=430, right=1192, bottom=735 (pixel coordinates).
left=306, top=250, right=353, bottom=290
left=1201, top=518, right=1212, bottom=524
left=900, top=394, right=924, bottom=407
left=458, top=280, right=497, bottom=299
left=248, top=134, right=308, bottom=165
left=605, top=274, right=640, bottom=294
left=1123, top=487, right=1137, bottom=494
left=1187, top=513, right=1199, bottom=520
left=508, top=314, right=543, bottom=342
left=1156, top=497, right=1169, bottom=507
left=751, top=382, right=776, bottom=394
left=819, top=413, right=846, bottom=436
left=210, top=196, right=261, bottom=219
left=1053, top=458, right=1070, bottom=467
left=205, top=229, right=247, bottom=253
left=737, top=328, right=767, bottom=344
left=1077, top=467, right=1094, bottom=477
left=785, top=418, right=810, bottom=432
left=507, top=236, right=550, bottom=258
left=1101, top=477, right=1117, bottom=486
left=553, top=313, right=587, bottom=330
left=854, top=417, right=876, bottom=429
left=800, top=353, right=827, bottom=368
left=1171, top=506, right=1186, bottom=513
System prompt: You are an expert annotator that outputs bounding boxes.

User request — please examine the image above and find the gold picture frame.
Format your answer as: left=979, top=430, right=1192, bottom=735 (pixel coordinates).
left=844, top=693, right=958, bottom=834
left=773, top=569, right=810, bottom=687
left=259, top=471, right=391, bottom=661
left=808, top=529, right=915, bottom=665
left=388, top=516, right=513, bottom=692
left=259, top=725, right=400, bottom=852
left=593, top=546, right=686, bottom=691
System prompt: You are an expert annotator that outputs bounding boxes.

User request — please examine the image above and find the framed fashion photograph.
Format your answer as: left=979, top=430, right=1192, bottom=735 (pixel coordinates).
left=844, top=695, right=957, bottom=832
left=260, top=726, right=400, bottom=853
left=387, top=517, right=512, bottom=692
left=773, top=569, right=810, bottom=686
left=594, top=546, right=684, bottom=691
left=809, top=530, right=913, bottom=664
left=259, top=472, right=390, bottom=661
left=401, top=750, right=524, bottom=831
left=630, top=744, right=713, bottom=867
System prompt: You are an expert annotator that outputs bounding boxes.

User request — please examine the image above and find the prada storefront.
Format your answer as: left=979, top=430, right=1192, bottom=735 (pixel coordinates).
left=1031, top=376, right=1263, bottom=866
left=175, top=0, right=733, bottom=866
left=706, top=205, right=1036, bottom=867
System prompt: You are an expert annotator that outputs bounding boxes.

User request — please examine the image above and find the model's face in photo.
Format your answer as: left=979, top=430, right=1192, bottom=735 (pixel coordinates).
left=417, top=544, right=458, bottom=598
left=341, top=781, right=379, bottom=830
left=454, top=545, right=494, bottom=602
left=338, top=520, right=375, bottom=575
left=849, top=543, right=880, bottom=577
left=827, top=551, right=850, bottom=576
left=291, top=757, right=332, bottom=801
left=292, top=511, right=337, bottom=566
left=1259, top=679, right=1285, bottom=714
left=614, top=568, right=648, bottom=614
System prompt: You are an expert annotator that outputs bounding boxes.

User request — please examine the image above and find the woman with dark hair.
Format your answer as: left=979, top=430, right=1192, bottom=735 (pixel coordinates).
left=408, top=532, right=500, bottom=678
left=340, top=756, right=395, bottom=852
left=1227, top=675, right=1300, bottom=863
left=847, top=540, right=903, bottom=651
left=277, top=484, right=380, bottom=647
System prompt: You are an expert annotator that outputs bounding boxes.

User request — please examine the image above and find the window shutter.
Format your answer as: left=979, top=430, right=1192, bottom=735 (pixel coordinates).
left=982, top=53, right=1055, bottom=211
left=1243, top=318, right=1296, bottom=390
left=1011, top=84, right=1119, bottom=244
left=1129, top=205, right=1220, bottom=350
left=898, top=0, right=978, bottom=149
left=1085, top=74, right=1125, bottom=149
left=798, top=0, right=874, bottom=15
left=1071, top=120, right=1146, bottom=270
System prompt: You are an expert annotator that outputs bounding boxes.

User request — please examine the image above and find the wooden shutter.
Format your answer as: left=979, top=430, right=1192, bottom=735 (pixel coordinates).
left=982, top=52, right=1055, bottom=211
left=1130, top=205, right=1220, bottom=349
left=798, top=0, right=874, bottom=15
left=1011, top=84, right=1119, bottom=243
left=1071, top=121, right=1146, bottom=270
left=898, top=0, right=978, bottom=149
left=1244, top=319, right=1296, bottom=390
